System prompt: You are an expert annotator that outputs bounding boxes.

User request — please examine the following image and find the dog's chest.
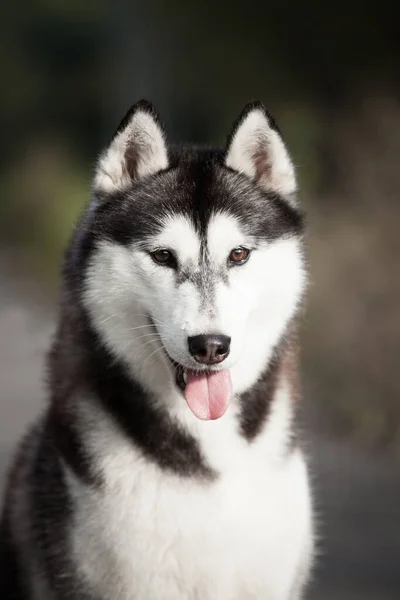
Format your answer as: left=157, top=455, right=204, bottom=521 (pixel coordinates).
left=69, top=425, right=311, bottom=600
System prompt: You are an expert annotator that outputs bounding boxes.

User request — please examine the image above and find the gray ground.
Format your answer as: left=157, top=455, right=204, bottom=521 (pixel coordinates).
left=1, top=254, right=400, bottom=599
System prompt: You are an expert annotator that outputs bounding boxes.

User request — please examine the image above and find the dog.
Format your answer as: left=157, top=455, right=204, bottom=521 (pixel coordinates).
left=0, top=100, right=314, bottom=599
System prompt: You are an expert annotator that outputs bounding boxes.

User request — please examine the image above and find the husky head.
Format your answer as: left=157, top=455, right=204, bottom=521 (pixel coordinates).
left=79, top=100, right=306, bottom=421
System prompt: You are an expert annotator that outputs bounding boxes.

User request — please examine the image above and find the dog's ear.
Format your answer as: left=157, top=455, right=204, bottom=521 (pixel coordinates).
left=94, top=100, right=168, bottom=193
left=225, top=101, right=296, bottom=198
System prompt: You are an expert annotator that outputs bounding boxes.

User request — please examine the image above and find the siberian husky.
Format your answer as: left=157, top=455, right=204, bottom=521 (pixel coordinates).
left=0, top=100, right=313, bottom=599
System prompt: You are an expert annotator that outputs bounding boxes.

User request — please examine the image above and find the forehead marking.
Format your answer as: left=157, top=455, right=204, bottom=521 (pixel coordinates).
left=154, top=214, right=200, bottom=263
left=207, top=212, right=248, bottom=261
left=158, top=213, right=246, bottom=316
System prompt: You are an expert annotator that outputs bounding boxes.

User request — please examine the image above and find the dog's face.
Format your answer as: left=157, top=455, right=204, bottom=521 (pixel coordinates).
left=81, top=101, right=306, bottom=419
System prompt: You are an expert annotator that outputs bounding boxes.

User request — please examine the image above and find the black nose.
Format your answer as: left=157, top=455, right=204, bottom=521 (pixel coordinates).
left=188, top=334, right=231, bottom=365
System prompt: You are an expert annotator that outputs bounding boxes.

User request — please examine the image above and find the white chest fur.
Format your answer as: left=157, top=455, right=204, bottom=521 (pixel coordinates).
left=67, top=390, right=313, bottom=600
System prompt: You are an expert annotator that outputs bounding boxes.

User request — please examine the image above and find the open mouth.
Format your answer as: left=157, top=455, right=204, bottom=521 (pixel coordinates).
left=171, top=361, right=232, bottom=421
left=147, top=316, right=232, bottom=421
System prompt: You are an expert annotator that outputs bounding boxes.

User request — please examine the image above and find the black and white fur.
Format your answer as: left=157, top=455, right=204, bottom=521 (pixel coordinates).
left=0, top=100, right=313, bottom=599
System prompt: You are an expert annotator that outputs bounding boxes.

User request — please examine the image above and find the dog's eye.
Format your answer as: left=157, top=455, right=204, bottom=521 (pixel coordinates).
left=151, top=249, right=176, bottom=268
left=229, top=247, right=250, bottom=266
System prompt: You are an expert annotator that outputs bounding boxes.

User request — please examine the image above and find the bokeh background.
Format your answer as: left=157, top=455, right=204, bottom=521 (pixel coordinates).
left=1, top=2, right=400, bottom=598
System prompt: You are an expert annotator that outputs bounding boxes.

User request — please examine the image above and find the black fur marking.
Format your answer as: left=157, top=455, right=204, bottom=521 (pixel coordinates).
left=48, top=260, right=214, bottom=480
left=88, top=151, right=303, bottom=254
left=0, top=420, right=98, bottom=600
left=0, top=428, right=36, bottom=600
left=239, top=340, right=285, bottom=441
left=90, top=100, right=303, bottom=251
left=48, top=403, right=100, bottom=487
left=0, top=508, right=30, bottom=600
left=84, top=326, right=214, bottom=479
left=52, top=230, right=213, bottom=479
left=47, top=310, right=102, bottom=487
left=28, top=416, right=99, bottom=599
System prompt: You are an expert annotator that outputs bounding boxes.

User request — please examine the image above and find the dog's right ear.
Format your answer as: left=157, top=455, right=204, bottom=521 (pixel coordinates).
left=94, top=100, right=169, bottom=193
left=224, top=101, right=296, bottom=199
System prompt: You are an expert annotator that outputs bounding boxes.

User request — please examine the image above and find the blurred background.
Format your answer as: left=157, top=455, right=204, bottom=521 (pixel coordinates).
left=1, top=1, right=400, bottom=598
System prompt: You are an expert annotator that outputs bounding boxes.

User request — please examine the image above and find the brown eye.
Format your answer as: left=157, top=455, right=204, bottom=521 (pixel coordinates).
left=229, top=247, right=250, bottom=266
left=151, top=249, right=176, bottom=268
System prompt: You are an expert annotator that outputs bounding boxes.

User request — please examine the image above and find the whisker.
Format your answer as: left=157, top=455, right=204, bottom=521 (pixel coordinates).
left=128, top=314, right=168, bottom=328
left=142, top=345, right=167, bottom=370
left=136, top=339, right=161, bottom=353
left=159, top=350, right=173, bottom=379
left=98, top=313, right=118, bottom=326
left=133, top=333, right=162, bottom=342
left=126, top=324, right=159, bottom=332
left=122, top=334, right=160, bottom=355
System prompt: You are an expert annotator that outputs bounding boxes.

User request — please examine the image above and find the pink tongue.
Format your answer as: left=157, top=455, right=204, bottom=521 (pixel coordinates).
left=184, top=369, right=232, bottom=421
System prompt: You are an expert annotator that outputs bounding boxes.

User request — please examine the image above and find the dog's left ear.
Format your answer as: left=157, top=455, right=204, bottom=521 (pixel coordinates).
left=225, top=102, right=296, bottom=198
left=94, top=100, right=168, bottom=193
